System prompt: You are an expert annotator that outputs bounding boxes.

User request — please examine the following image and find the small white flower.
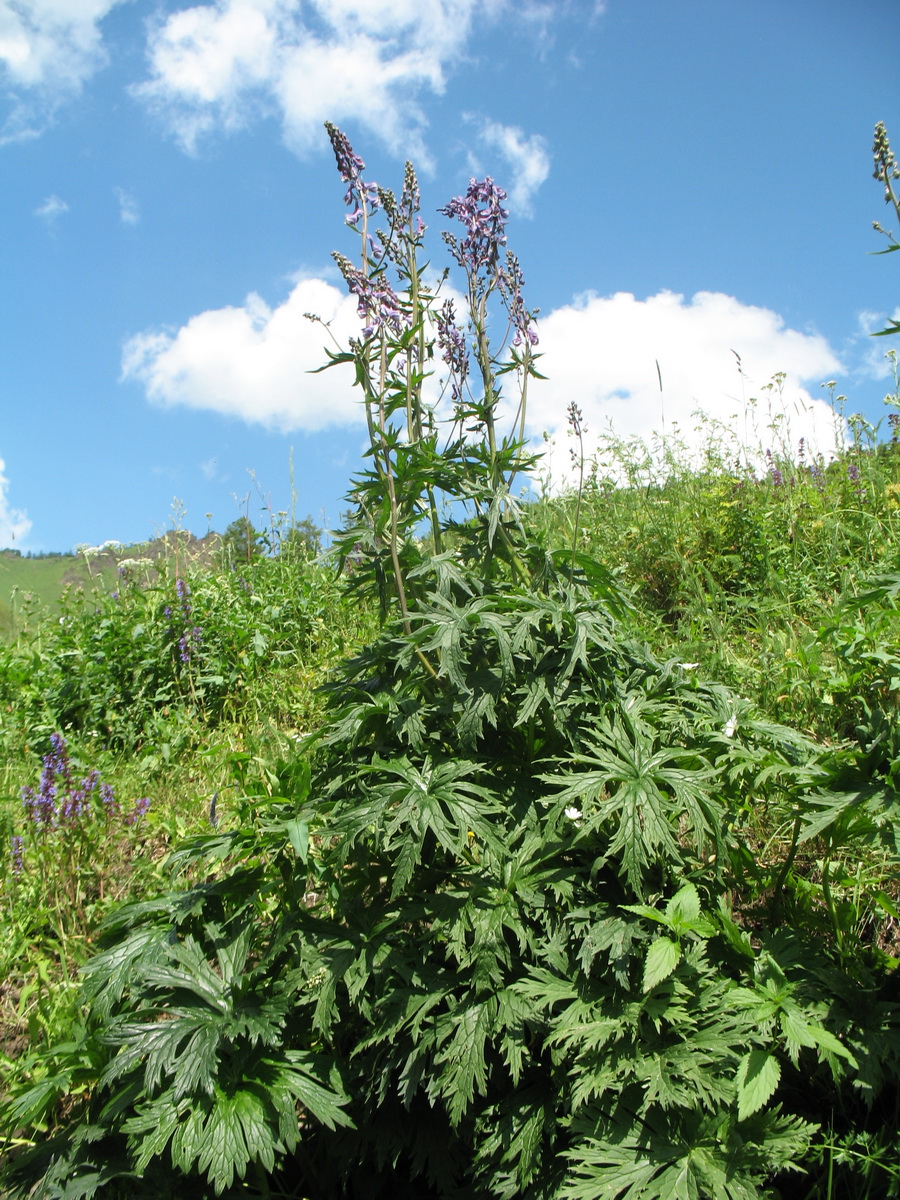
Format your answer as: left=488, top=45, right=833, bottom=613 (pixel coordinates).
left=723, top=715, right=737, bottom=738
left=565, top=806, right=582, bottom=822
left=680, top=662, right=700, bottom=670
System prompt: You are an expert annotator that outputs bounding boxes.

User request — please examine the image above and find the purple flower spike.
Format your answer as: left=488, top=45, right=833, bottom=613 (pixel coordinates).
left=500, top=251, right=539, bottom=347
left=11, top=836, right=23, bottom=875
left=440, top=177, right=509, bottom=276
left=333, top=252, right=409, bottom=339
left=126, top=797, right=151, bottom=826
left=325, top=122, right=381, bottom=231
left=436, top=299, right=469, bottom=401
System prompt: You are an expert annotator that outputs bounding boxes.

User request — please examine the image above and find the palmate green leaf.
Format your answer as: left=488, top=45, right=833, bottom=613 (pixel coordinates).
left=562, top=1106, right=811, bottom=1200
left=549, top=717, right=718, bottom=893
left=101, top=1010, right=220, bottom=1098
left=643, top=937, right=681, bottom=992
left=433, top=996, right=497, bottom=1125
left=736, top=1051, right=781, bottom=1120
left=364, top=754, right=505, bottom=866
left=796, top=786, right=882, bottom=845
left=122, top=1095, right=181, bottom=1173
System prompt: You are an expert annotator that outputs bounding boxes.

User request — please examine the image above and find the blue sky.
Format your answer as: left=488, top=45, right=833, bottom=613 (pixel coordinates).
left=0, top=0, right=896, bottom=552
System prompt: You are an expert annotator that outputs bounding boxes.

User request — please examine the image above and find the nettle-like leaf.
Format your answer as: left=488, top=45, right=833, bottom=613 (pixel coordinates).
left=736, top=1050, right=781, bottom=1121
left=642, top=936, right=681, bottom=992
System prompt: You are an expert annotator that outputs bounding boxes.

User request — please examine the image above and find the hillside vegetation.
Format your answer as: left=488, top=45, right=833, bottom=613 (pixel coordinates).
left=0, top=124, right=899, bottom=1200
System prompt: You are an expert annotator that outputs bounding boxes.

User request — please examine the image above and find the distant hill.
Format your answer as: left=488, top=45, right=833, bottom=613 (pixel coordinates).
left=0, top=532, right=223, bottom=637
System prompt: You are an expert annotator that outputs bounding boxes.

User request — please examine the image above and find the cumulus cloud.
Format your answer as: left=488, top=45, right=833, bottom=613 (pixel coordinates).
left=0, top=457, right=31, bottom=547
left=466, top=116, right=550, bottom=216
left=134, top=0, right=503, bottom=160
left=528, top=289, right=846, bottom=484
left=0, top=0, right=127, bottom=140
left=34, top=193, right=68, bottom=224
left=114, top=186, right=140, bottom=225
left=122, top=276, right=846, bottom=488
left=120, top=275, right=367, bottom=431
left=854, top=308, right=900, bottom=380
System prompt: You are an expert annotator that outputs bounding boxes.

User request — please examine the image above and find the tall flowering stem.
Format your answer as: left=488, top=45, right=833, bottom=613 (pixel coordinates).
left=871, top=121, right=900, bottom=339
left=319, top=125, right=542, bottom=634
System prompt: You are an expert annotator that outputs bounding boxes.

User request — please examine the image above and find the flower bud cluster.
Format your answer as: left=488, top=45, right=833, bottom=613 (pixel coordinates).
left=873, top=121, right=900, bottom=189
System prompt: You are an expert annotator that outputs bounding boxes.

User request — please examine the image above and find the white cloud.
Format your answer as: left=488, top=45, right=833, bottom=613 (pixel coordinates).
left=135, top=0, right=503, bottom=160
left=527, top=290, right=846, bottom=483
left=0, top=0, right=128, bottom=140
left=0, top=457, right=31, bottom=547
left=466, top=117, right=550, bottom=216
left=120, top=275, right=367, bottom=431
left=114, top=186, right=140, bottom=225
left=34, top=193, right=68, bottom=223
left=122, top=275, right=845, bottom=487
left=854, top=309, right=900, bottom=380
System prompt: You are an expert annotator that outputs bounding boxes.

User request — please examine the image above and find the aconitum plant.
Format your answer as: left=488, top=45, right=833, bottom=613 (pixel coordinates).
left=320, top=124, right=542, bottom=624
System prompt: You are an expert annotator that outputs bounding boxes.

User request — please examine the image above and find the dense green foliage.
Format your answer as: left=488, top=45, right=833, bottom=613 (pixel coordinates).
left=1, top=123, right=900, bottom=1199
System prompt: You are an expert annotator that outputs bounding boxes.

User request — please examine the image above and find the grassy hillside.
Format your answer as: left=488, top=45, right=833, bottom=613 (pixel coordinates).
left=0, top=532, right=227, bottom=636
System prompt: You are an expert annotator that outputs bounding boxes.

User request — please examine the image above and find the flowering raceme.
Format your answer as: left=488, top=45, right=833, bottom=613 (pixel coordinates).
left=17, top=733, right=150, bottom=841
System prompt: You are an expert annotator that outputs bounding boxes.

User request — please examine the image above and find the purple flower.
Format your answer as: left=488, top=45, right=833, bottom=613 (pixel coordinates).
left=765, top=449, right=783, bottom=488
left=325, top=122, right=381, bottom=235
left=101, top=782, right=118, bottom=815
left=126, top=797, right=151, bottom=826
left=439, top=177, right=509, bottom=277
left=11, top=836, right=23, bottom=875
left=847, top=461, right=866, bottom=501
left=499, top=251, right=538, bottom=347
left=436, top=299, right=469, bottom=401
left=333, top=252, right=409, bottom=339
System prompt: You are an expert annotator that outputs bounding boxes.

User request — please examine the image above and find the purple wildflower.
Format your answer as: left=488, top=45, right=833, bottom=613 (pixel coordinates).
left=10, top=836, right=23, bottom=874
left=325, top=122, right=381, bottom=233
left=333, top=252, right=409, bottom=339
left=436, top=299, right=469, bottom=401
left=499, top=251, right=539, bottom=347
left=847, top=461, right=866, bottom=501
left=440, top=177, right=509, bottom=277
left=101, top=782, right=118, bottom=815
left=126, top=797, right=151, bottom=826
left=179, top=634, right=190, bottom=664
left=889, top=412, right=900, bottom=444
